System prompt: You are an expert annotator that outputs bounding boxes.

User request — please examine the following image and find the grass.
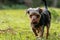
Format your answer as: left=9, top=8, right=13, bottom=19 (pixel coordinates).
left=0, top=8, right=60, bottom=40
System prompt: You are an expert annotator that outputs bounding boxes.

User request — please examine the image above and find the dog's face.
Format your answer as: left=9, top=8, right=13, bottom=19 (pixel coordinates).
left=26, top=7, right=42, bottom=24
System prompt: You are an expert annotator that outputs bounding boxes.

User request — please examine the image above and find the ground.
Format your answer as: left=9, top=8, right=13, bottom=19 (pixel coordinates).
left=0, top=8, right=60, bottom=40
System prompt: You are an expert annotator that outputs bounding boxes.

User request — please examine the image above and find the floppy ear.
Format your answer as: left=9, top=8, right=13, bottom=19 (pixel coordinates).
left=26, top=8, right=33, bottom=14
left=37, top=8, right=43, bottom=13
left=26, top=10, right=30, bottom=14
left=39, top=9, right=43, bottom=13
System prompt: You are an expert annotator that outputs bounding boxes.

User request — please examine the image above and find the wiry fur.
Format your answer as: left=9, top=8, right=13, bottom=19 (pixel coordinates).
left=26, top=0, right=51, bottom=39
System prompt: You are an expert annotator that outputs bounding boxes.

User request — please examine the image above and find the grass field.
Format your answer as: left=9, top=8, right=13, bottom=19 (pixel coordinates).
left=0, top=8, right=60, bottom=40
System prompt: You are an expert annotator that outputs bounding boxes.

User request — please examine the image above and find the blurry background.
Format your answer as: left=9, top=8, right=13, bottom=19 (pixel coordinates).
left=0, top=0, right=60, bottom=9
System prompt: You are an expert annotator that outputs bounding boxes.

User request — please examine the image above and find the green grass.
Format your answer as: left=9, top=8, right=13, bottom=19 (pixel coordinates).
left=0, top=8, right=60, bottom=40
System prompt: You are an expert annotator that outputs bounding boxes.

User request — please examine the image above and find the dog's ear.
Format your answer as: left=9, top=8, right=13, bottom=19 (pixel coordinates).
left=26, top=8, right=32, bottom=14
left=26, top=10, right=30, bottom=14
left=37, top=7, right=43, bottom=14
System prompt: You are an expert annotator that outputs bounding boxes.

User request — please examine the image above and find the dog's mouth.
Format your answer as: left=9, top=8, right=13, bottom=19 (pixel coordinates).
left=31, top=22, right=39, bottom=28
left=32, top=22, right=38, bottom=24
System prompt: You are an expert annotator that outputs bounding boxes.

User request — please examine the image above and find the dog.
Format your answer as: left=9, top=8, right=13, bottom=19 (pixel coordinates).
left=26, top=7, right=51, bottom=39
left=26, top=0, right=51, bottom=39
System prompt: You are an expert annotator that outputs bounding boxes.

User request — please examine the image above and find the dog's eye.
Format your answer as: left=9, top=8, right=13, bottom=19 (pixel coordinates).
left=30, top=15, right=32, bottom=18
left=36, top=15, right=40, bottom=18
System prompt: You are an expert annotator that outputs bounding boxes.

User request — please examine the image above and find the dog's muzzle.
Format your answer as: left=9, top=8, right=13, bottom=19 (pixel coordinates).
left=32, top=22, right=38, bottom=24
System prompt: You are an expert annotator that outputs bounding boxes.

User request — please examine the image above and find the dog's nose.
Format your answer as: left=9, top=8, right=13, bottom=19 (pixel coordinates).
left=32, top=19, right=36, bottom=22
left=33, top=19, right=35, bottom=21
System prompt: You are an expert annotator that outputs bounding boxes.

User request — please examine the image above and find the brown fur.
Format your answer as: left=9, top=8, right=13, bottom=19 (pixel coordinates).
left=27, top=8, right=51, bottom=39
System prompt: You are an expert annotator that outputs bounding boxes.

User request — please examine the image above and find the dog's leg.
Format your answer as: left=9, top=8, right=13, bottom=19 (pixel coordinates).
left=37, top=28, right=40, bottom=33
left=46, top=24, right=50, bottom=39
left=39, top=26, right=44, bottom=37
left=32, top=28, right=38, bottom=36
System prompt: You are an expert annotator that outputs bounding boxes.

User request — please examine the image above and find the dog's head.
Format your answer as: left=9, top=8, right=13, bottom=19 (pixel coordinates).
left=26, top=7, right=42, bottom=24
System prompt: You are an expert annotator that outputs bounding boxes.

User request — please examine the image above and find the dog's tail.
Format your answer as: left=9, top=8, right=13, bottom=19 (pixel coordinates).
left=42, top=0, right=48, bottom=10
